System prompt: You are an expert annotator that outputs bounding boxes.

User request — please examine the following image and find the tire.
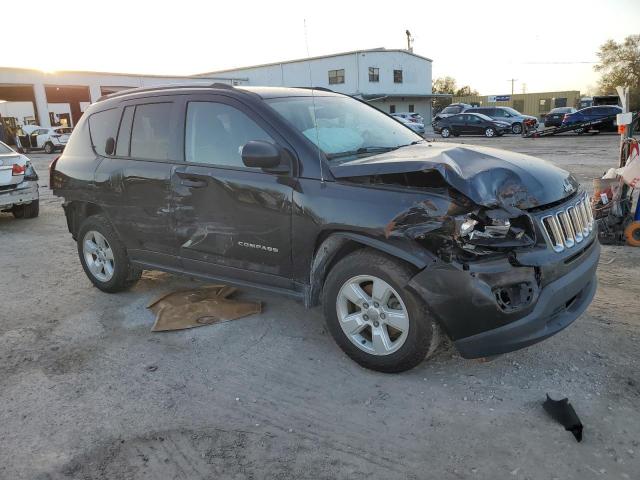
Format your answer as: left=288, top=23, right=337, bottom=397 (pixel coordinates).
left=624, top=221, right=640, bottom=247
left=12, top=199, right=39, bottom=219
left=77, top=214, right=142, bottom=293
left=322, top=249, right=441, bottom=373
left=576, top=128, right=585, bottom=135
left=511, top=123, right=522, bottom=134
left=440, top=127, right=451, bottom=138
left=485, top=127, right=496, bottom=137
left=44, top=142, right=54, bottom=154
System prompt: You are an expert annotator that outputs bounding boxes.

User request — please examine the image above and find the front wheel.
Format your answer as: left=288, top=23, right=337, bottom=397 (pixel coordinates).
left=77, top=215, right=142, bottom=293
left=440, top=127, right=451, bottom=138
left=44, top=142, right=54, bottom=154
left=511, top=123, right=523, bottom=134
left=323, top=249, right=441, bottom=373
left=485, top=127, right=496, bottom=137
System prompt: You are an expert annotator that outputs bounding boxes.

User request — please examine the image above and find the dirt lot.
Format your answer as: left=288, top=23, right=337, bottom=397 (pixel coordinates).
left=1, top=134, right=639, bottom=480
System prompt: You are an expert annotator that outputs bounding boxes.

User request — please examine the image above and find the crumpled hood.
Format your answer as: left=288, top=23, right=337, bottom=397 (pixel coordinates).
left=330, top=142, right=579, bottom=210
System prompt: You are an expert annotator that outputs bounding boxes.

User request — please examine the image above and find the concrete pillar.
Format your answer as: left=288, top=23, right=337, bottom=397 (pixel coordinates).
left=89, top=84, right=102, bottom=104
left=32, top=83, right=51, bottom=128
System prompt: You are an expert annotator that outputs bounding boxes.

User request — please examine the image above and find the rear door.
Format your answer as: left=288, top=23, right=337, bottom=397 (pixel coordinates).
left=91, top=97, right=183, bottom=268
left=172, top=94, right=294, bottom=284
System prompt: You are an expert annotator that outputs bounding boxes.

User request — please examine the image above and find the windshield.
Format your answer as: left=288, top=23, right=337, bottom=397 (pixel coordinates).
left=266, top=95, right=421, bottom=162
left=474, top=113, right=494, bottom=122
left=504, top=107, right=521, bottom=116
left=0, top=142, right=14, bottom=154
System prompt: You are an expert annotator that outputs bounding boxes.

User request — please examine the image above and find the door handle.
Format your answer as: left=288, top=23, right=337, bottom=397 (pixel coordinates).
left=180, top=177, right=208, bottom=188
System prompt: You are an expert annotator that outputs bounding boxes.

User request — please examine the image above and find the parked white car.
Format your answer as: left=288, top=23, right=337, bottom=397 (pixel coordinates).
left=392, top=114, right=425, bottom=134
left=392, top=112, right=424, bottom=124
left=18, top=125, right=72, bottom=154
left=0, top=141, right=39, bottom=218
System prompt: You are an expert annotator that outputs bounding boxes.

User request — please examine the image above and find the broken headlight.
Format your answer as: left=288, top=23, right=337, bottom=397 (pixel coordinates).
left=455, top=210, right=535, bottom=248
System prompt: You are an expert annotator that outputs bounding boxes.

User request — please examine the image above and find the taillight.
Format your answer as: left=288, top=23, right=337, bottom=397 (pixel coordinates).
left=12, top=164, right=25, bottom=175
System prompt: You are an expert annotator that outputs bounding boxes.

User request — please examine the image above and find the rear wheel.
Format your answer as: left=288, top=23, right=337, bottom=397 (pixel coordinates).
left=323, top=249, right=441, bottom=373
left=511, top=123, right=523, bottom=134
left=440, top=127, right=451, bottom=138
left=485, top=127, right=496, bottom=137
left=77, top=215, right=141, bottom=293
left=12, top=200, right=39, bottom=219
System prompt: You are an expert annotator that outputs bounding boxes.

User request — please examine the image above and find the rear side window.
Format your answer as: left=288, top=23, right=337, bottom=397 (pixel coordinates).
left=130, top=103, right=172, bottom=160
left=88, top=108, right=120, bottom=156
left=185, top=102, right=274, bottom=169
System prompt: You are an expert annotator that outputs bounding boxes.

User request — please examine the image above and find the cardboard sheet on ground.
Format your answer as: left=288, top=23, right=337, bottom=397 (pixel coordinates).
left=147, top=285, right=261, bottom=331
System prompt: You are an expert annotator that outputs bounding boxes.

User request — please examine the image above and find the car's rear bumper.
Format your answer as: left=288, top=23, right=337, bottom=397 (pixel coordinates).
left=0, top=181, right=39, bottom=209
left=409, top=239, right=599, bottom=358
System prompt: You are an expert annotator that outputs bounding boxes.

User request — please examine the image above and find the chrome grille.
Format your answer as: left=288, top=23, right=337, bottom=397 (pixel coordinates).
left=541, top=195, right=594, bottom=253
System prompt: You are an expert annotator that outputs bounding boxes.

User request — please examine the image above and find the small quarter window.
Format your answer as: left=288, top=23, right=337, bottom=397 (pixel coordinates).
left=88, top=108, right=120, bottom=156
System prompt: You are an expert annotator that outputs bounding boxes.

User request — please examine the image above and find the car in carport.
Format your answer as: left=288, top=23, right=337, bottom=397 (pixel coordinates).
left=433, top=113, right=511, bottom=138
left=17, top=125, right=72, bottom=153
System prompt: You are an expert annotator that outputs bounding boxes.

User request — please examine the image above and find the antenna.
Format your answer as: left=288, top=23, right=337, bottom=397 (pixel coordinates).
left=405, top=30, right=414, bottom=52
left=304, top=19, right=325, bottom=183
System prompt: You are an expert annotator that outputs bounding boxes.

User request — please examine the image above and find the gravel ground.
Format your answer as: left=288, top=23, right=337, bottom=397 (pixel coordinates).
left=1, top=134, right=639, bottom=480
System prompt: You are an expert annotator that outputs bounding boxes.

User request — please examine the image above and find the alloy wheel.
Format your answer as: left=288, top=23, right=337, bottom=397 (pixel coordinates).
left=336, top=275, right=410, bottom=356
left=83, top=230, right=115, bottom=282
left=441, top=128, right=450, bottom=138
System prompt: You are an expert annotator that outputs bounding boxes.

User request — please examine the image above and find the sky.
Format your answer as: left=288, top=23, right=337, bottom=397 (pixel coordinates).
left=2, top=0, right=638, bottom=95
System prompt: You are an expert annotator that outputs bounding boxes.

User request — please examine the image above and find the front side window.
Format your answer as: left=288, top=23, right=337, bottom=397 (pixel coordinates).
left=88, top=108, right=120, bottom=156
left=393, top=69, right=403, bottom=83
left=130, top=103, right=172, bottom=160
left=368, top=67, right=379, bottom=82
left=185, top=102, right=274, bottom=169
left=328, top=69, right=345, bottom=85
left=266, top=95, right=421, bottom=163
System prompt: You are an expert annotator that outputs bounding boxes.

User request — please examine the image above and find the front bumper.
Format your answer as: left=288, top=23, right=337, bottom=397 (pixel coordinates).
left=0, top=181, right=39, bottom=209
left=409, top=239, right=600, bottom=358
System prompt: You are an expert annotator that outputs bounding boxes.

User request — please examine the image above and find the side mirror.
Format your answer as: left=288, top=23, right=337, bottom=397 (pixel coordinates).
left=105, top=137, right=116, bottom=156
left=241, top=140, right=283, bottom=170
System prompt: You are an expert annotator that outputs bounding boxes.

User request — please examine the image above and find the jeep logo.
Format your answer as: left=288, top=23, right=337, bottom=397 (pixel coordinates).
left=237, top=241, right=279, bottom=253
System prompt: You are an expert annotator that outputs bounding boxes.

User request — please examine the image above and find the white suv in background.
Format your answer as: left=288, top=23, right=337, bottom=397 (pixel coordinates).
left=19, top=125, right=72, bottom=154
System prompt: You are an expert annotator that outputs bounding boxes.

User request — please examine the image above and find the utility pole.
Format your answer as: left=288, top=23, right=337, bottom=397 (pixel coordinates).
left=507, top=78, right=518, bottom=95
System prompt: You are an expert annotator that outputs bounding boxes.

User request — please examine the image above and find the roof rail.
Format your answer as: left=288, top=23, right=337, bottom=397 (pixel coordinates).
left=295, top=86, right=334, bottom=93
left=96, top=82, right=238, bottom=102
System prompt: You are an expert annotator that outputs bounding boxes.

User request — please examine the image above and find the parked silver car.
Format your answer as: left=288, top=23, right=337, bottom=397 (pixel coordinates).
left=0, top=141, right=39, bottom=218
left=464, top=107, right=537, bottom=134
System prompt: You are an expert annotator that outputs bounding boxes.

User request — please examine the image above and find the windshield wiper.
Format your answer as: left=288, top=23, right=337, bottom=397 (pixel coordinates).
left=326, top=145, right=401, bottom=160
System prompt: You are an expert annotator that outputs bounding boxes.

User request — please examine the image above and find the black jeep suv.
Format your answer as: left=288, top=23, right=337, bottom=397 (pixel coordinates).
left=51, top=84, right=599, bottom=372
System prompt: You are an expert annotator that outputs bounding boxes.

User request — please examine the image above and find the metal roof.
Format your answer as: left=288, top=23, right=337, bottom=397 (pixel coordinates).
left=194, top=48, right=433, bottom=76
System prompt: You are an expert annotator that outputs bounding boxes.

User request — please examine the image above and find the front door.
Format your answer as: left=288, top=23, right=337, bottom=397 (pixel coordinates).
left=173, top=96, right=294, bottom=284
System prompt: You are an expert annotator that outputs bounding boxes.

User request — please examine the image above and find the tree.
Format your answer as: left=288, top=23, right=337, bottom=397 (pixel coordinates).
left=594, top=34, right=640, bottom=110
left=432, top=76, right=479, bottom=113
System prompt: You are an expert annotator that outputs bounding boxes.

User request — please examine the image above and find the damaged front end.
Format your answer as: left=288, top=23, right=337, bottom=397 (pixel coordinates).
left=331, top=143, right=599, bottom=358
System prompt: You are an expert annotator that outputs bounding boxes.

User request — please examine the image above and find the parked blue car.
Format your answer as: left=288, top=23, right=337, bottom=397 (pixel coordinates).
left=561, top=105, right=622, bottom=133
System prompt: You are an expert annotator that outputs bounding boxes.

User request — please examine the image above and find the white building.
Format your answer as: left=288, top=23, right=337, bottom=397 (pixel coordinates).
left=0, top=47, right=438, bottom=141
left=196, top=48, right=438, bottom=122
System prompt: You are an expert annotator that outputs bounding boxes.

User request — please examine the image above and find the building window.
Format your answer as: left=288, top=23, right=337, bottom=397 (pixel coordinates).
left=408, top=104, right=415, bottom=113
left=393, top=70, right=403, bottom=83
left=389, top=105, right=396, bottom=114
left=368, top=67, right=379, bottom=82
left=328, top=69, right=345, bottom=85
